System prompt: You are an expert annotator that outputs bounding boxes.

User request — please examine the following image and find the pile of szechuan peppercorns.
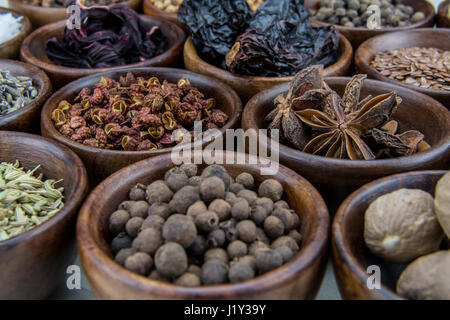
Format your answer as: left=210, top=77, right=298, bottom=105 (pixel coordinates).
left=109, top=164, right=302, bottom=286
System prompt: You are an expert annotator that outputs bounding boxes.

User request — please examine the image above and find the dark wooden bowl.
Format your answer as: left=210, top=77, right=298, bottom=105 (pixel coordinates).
left=20, top=15, right=185, bottom=89
left=142, top=0, right=183, bottom=29
left=305, top=0, right=436, bottom=50
left=9, top=0, right=143, bottom=29
left=355, top=28, right=450, bottom=108
left=242, top=77, right=450, bottom=209
left=0, top=59, right=52, bottom=133
left=437, top=1, right=450, bottom=28
left=77, top=151, right=330, bottom=299
left=0, top=7, right=31, bottom=60
left=183, top=32, right=353, bottom=103
left=333, top=170, right=447, bottom=300
left=0, top=131, right=88, bottom=299
left=40, top=67, right=242, bottom=186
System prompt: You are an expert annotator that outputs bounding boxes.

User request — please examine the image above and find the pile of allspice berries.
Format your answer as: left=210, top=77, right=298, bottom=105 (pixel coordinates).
left=109, top=164, right=302, bottom=286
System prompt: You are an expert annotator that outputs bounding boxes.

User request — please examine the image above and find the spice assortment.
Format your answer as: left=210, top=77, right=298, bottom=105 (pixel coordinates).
left=45, top=5, right=168, bottom=68
left=51, top=72, right=228, bottom=151
left=370, top=47, right=450, bottom=91
left=149, top=0, right=183, bottom=13
left=109, top=164, right=302, bottom=286
left=0, top=71, right=38, bottom=116
left=0, top=12, right=24, bottom=44
left=0, top=161, right=65, bottom=241
left=363, top=171, right=450, bottom=299
left=22, top=0, right=126, bottom=8
left=310, top=0, right=425, bottom=28
left=178, top=0, right=340, bottom=77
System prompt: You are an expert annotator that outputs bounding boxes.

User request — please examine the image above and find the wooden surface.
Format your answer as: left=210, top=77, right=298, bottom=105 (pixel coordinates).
left=305, top=0, right=436, bottom=50
left=77, top=151, right=330, bottom=300
left=0, top=7, right=31, bottom=60
left=9, top=0, right=143, bottom=29
left=0, top=59, right=52, bottom=133
left=437, top=1, right=450, bottom=28
left=142, top=0, right=183, bottom=29
left=20, top=15, right=185, bottom=89
left=332, top=170, right=446, bottom=300
left=355, top=28, right=450, bottom=108
left=0, top=131, right=88, bottom=299
left=40, top=67, right=242, bottom=187
left=183, top=32, right=353, bottom=103
left=242, top=77, right=450, bottom=210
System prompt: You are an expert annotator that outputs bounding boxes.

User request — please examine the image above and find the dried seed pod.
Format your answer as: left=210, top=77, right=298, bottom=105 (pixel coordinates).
left=132, top=227, right=162, bottom=255
left=162, top=214, right=197, bottom=248
left=155, top=242, right=188, bottom=278
left=125, top=252, right=153, bottom=276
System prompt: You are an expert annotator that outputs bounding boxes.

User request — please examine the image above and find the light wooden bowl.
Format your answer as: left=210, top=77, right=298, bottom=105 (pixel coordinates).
left=0, top=7, right=31, bottom=60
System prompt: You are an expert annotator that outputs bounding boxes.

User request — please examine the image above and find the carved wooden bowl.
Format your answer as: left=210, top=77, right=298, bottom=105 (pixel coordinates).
left=77, top=151, right=330, bottom=299
left=20, top=15, right=185, bottom=89
left=0, top=59, right=52, bottom=133
left=242, top=77, right=450, bottom=209
left=333, top=170, right=447, bottom=300
left=0, top=131, right=88, bottom=299
left=0, top=7, right=31, bottom=60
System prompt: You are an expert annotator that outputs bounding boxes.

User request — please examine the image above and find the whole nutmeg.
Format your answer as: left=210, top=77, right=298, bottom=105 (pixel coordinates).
left=204, top=248, right=229, bottom=265
left=141, top=215, right=165, bottom=231
left=227, top=240, right=248, bottom=259
left=236, top=172, right=254, bottom=189
left=200, top=176, right=225, bottom=202
left=162, top=214, right=197, bottom=248
left=250, top=205, right=269, bottom=225
left=129, top=184, right=146, bottom=201
left=435, top=172, right=450, bottom=239
left=125, top=217, right=144, bottom=237
left=155, top=242, right=188, bottom=278
left=174, top=272, right=201, bottom=287
left=109, top=210, right=130, bottom=235
left=274, top=245, right=294, bottom=263
left=272, top=208, right=295, bottom=231
left=146, top=180, right=173, bottom=204
left=364, top=189, right=443, bottom=264
left=201, top=259, right=228, bottom=285
left=132, top=227, right=162, bottom=255
left=129, top=201, right=149, bottom=219
left=255, top=250, right=283, bottom=274
left=165, top=168, right=189, bottom=192
left=271, top=236, right=300, bottom=253
left=207, top=229, right=226, bottom=248
left=188, top=235, right=208, bottom=257
left=228, top=261, right=255, bottom=283
left=230, top=183, right=245, bottom=194
left=237, top=189, right=258, bottom=205
left=169, top=185, right=201, bottom=214
left=195, top=210, right=219, bottom=233
left=264, top=216, right=285, bottom=239
left=253, top=197, right=274, bottom=215
left=258, top=179, right=283, bottom=202
left=111, top=233, right=132, bottom=253
left=201, top=165, right=232, bottom=189
left=248, top=241, right=270, bottom=256
left=236, top=220, right=257, bottom=243
left=125, top=252, right=153, bottom=276
left=231, top=199, right=250, bottom=220
left=187, top=200, right=207, bottom=219
left=148, top=202, right=171, bottom=219
left=180, top=163, right=198, bottom=177
left=208, top=199, right=231, bottom=221
left=115, top=247, right=137, bottom=266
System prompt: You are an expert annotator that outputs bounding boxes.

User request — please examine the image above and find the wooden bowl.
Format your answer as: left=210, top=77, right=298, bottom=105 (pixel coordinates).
left=437, top=1, right=450, bottom=28
left=0, top=131, right=88, bottom=299
left=77, top=151, right=330, bottom=299
left=0, top=7, right=31, bottom=60
left=0, top=59, right=52, bottom=132
left=355, top=28, right=450, bottom=108
left=40, top=67, right=242, bottom=186
left=183, top=32, right=353, bottom=103
left=305, top=0, right=436, bottom=50
left=242, top=77, right=450, bottom=209
left=333, top=170, right=447, bottom=300
left=142, top=0, right=183, bottom=29
left=9, top=0, right=143, bottom=29
left=20, top=15, right=185, bottom=89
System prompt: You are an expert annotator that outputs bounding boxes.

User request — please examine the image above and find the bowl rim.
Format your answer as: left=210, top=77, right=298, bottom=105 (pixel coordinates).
left=355, top=28, right=450, bottom=97
left=143, top=0, right=178, bottom=19
left=183, top=32, right=353, bottom=81
left=0, top=59, right=52, bottom=124
left=0, top=7, right=31, bottom=50
left=9, top=0, right=141, bottom=12
left=332, top=169, right=447, bottom=300
left=0, top=131, right=88, bottom=247
left=77, top=151, right=330, bottom=298
left=40, top=66, right=242, bottom=156
left=242, top=76, right=450, bottom=170
left=20, top=14, right=185, bottom=74
left=306, top=0, right=436, bottom=32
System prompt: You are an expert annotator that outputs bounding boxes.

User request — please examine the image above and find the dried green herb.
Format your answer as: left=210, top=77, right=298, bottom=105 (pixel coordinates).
left=0, top=71, right=38, bottom=116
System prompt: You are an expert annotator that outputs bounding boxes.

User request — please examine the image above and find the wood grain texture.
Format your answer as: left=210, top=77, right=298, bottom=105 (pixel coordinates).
left=437, top=1, right=450, bottom=28
left=332, top=170, right=447, bottom=300
left=183, top=31, right=353, bottom=103
left=242, top=77, right=450, bottom=209
left=9, top=0, right=143, bottom=29
left=0, top=59, right=52, bottom=133
left=20, top=15, right=185, bottom=89
left=304, top=0, right=436, bottom=50
left=40, top=67, right=242, bottom=187
left=355, top=28, right=450, bottom=108
left=77, top=151, right=330, bottom=300
left=0, top=131, right=88, bottom=299
left=142, top=0, right=184, bottom=29
left=0, top=7, right=31, bottom=60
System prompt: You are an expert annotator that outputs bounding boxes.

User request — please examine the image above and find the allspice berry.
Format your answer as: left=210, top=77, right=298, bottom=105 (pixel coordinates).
left=288, top=230, right=303, bottom=245
left=201, top=259, right=228, bottom=285
left=236, top=172, right=254, bottom=189
left=132, top=227, right=162, bottom=255
left=188, top=176, right=203, bottom=186
left=258, top=179, right=283, bottom=202
left=227, top=240, right=248, bottom=259
left=275, top=245, right=294, bottom=263
left=187, top=200, right=207, bottom=219
left=149, top=270, right=170, bottom=282
left=235, top=255, right=256, bottom=271
left=219, top=219, right=238, bottom=242
left=271, top=236, right=300, bottom=253
left=201, top=164, right=232, bottom=189
left=146, top=180, right=173, bottom=204
left=141, top=215, right=165, bottom=231
left=207, top=229, right=226, bottom=248
left=248, top=241, right=270, bottom=256
left=204, top=248, right=229, bottom=265
left=162, top=214, right=197, bottom=248
left=155, top=242, right=188, bottom=278
left=165, top=168, right=189, bottom=192
left=273, top=200, right=289, bottom=210
left=180, top=163, right=198, bottom=177
left=175, top=272, right=201, bottom=287
left=188, top=235, right=208, bottom=257
left=250, top=205, right=269, bottom=225
left=119, top=200, right=135, bottom=212
left=255, top=250, right=283, bottom=274
left=195, top=211, right=219, bottom=233
left=236, top=220, right=257, bottom=243
left=111, top=233, right=132, bottom=253
left=272, top=208, right=294, bottom=231
left=129, top=184, right=146, bottom=201
left=256, top=227, right=270, bottom=244
left=231, top=199, right=250, bottom=220
left=228, top=261, right=255, bottom=283
left=264, top=216, right=285, bottom=239
left=200, top=176, right=225, bottom=202
left=169, top=185, right=201, bottom=214
left=114, top=247, right=137, bottom=266
left=253, top=197, right=274, bottom=215
left=187, top=265, right=202, bottom=277
left=208, top=199, right=231, bottom=221
left=125, top=252, right=153, bottom=276
left=148, top=202, right=171, bottom=219
left=129, top=201, right=149, bottom=219
left=225, top=192, right=239, bottom=206
left=230, top=183, right=245, bottom=194
left=109, top=210, right=130, bottom=235
left=125, top=217, right=144, bottom=237
left=237, top=190, right=258, bottom=205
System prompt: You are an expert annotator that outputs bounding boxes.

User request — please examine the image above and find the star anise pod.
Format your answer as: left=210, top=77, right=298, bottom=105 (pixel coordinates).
left=295, top=74, right=402, bottom=160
